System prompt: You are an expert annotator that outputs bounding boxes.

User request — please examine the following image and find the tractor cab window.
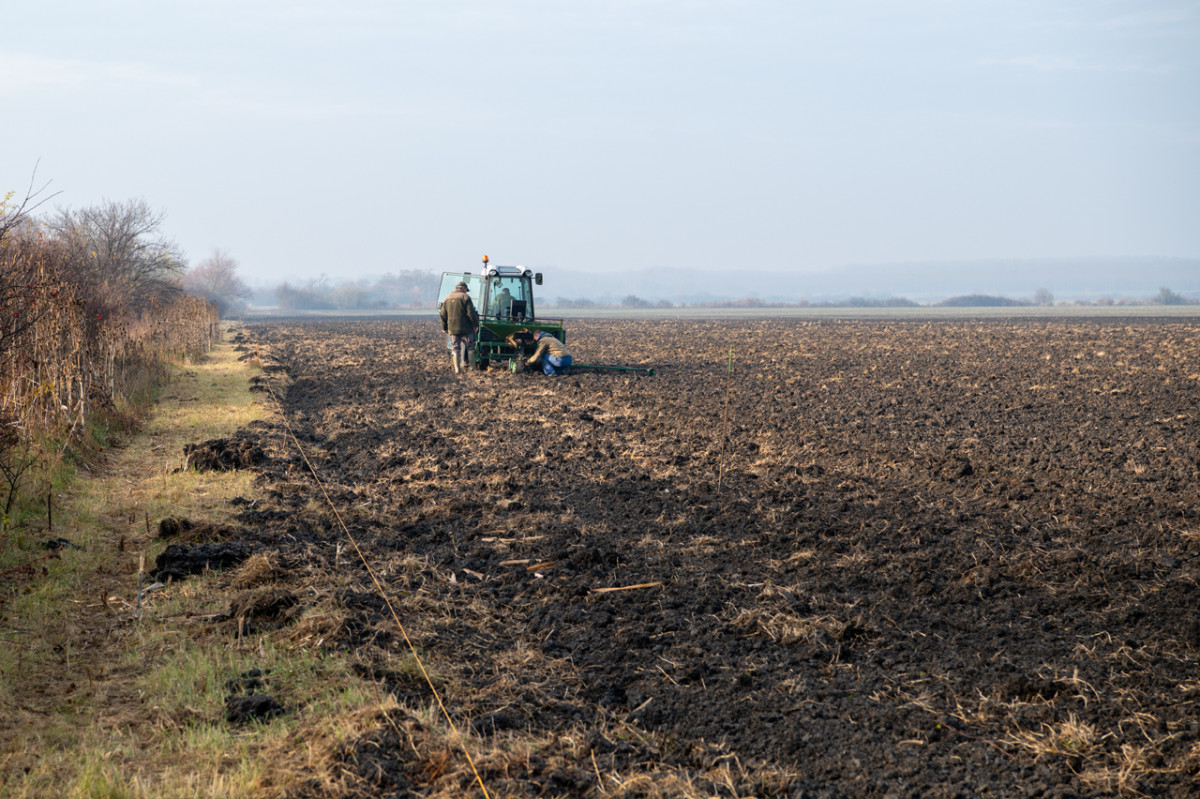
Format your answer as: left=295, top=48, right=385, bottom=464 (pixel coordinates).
left=486, top=276, right=530, bottom=320
left=436, top=273, right=483, bottom=308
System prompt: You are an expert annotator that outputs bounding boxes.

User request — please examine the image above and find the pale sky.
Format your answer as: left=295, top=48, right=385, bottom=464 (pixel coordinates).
left=2, top=0, right=1197, bottom=284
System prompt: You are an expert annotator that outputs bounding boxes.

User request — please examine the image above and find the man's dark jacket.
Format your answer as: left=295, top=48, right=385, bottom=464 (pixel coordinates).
left=440, top=289, right=479, bottom=335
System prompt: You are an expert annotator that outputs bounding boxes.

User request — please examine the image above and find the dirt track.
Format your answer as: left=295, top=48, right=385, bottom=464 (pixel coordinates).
left=218, top=317, right=1200, bottom=797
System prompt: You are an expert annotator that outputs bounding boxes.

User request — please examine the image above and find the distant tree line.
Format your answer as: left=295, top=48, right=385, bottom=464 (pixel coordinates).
left=270, top=271, right=441, bottom=310
left=552, top=289, right=1196, bottom=310
left=938, top=294, right=1026, bottom=308
left=556, top=295, right=923, bottom=309
left=252, top=268, right=1198, bottom=311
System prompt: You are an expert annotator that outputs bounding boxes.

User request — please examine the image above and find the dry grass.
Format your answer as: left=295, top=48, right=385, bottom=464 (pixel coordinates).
left=1078, top=743, right=1155, bottom=797
left=1176, top=526, right=1200, bottom=544
left=261, top=696, right=805, bottom=799
left=0, top=326, right=368, bottom=799
left=284, top=602, right=351, bottom=649
left=234, top=551, right=280, bottom=588
left=1003, top=713, right=1098, bottom=760
left=927, top=663, right=1200, bottom=798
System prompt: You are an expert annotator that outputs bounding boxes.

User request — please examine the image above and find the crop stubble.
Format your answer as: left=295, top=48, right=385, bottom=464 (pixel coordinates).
left=228, top=317, right=1199, bottom=797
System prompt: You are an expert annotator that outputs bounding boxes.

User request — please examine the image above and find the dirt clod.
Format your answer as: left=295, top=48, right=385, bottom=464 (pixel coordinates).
left=225, top=668, right=271, bottom=695
left=157, top=517, right=193, bottom=538
left=182, top=433, right=266, bottom=472
left=150, top=542, right=254, bottom=582
left=224, top=693, right=284, bottom=724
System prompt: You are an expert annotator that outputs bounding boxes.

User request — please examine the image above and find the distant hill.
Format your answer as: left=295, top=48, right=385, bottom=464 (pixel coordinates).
left=543, top=257, right=1199, bottom=305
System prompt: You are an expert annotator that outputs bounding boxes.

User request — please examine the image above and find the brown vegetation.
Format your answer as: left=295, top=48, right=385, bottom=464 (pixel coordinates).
left=0, top=192, right=220, bottom=522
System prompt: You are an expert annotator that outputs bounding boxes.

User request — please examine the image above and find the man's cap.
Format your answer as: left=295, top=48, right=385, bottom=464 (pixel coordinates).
left=455, top=281, right=469, bottom=292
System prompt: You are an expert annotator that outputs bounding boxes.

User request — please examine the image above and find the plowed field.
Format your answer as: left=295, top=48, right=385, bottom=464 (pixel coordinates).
left=224, top=317, right=1200, bottom=797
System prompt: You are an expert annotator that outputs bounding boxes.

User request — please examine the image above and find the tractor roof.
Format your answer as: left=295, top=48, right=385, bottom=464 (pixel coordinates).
left=480, top=264, right=533, bottom=278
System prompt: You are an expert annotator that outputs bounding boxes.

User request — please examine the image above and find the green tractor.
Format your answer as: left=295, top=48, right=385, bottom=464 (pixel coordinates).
left=437, top=259, right=564, bottom=372
left=437, top=257, right=655, bottom=375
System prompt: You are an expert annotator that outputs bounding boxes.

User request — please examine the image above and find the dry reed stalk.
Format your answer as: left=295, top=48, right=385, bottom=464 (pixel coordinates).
left=591, top=582, right=664, bottom=593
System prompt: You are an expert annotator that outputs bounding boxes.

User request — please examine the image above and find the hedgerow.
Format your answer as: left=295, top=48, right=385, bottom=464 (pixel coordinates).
left=1, top=193, right=218, bottom=522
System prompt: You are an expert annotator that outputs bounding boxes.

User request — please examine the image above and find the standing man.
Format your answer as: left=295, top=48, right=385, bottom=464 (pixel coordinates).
left=440, top=281, right=479, bottom=374
left=526, top=329, right=573, bottom=375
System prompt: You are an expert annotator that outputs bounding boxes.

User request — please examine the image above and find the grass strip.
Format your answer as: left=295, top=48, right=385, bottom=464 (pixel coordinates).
left=0, top=325, right=392, bottom=799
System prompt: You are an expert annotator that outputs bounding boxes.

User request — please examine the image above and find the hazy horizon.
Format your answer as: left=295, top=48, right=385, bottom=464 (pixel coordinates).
left=245, top=256, right=1200, bottom=306
left=4, top=2, right=1197, bottom=285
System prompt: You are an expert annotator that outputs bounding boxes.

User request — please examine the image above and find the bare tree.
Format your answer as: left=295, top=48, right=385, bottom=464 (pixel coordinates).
left=182, top=248, right=251, bottom=316
left=47, top=198, right=185, bottom=311
left=1155, top=287, right=1185, bottom=305
left=0, top=163, right=59, bottom=245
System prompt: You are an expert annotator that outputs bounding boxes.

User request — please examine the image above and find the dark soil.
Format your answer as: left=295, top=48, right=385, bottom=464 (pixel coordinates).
left=156, top=516, right=243, bottom=541
left=227, top=317, right=1200, bottom=797
left=225, top=693, right=285, bottom=724
left=150, top=541, right=255, bottom=582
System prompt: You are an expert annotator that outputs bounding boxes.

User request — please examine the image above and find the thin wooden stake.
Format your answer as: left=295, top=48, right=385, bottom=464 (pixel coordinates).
left=136, top=553, right=145, bottom=612
left=717, top=345, right=734, bottom=496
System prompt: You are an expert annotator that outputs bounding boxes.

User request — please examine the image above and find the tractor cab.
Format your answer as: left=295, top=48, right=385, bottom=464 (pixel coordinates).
left=437, top=259, right=564, bottom=370
left=481, top=264, right=537, bottom=321
left=436, top=264, right=540, bottom=322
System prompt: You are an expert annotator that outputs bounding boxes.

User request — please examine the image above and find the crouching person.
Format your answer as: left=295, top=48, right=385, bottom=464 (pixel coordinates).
left=526, top=330, right=572, bottom=375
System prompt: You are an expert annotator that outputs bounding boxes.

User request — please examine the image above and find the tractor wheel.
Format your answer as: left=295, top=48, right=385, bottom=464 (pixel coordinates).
left=478, top=358, right=489, bottom=370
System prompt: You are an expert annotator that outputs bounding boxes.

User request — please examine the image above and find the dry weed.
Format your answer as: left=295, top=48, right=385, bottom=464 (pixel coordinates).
left=1003, top=713, right=1097, bottom=760
left=728, top=606, right=841, bottom=646
left=1182, top=741, right=1200, bottom=774
left=1079, top=742, right=1154, bottom=797
left=233, top=551, right=279, bottom=588
left=284, top=603, right=349, bottom=649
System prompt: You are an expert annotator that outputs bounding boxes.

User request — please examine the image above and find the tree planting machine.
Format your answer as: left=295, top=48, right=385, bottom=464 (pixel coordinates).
left=437, top=256, right=655, bottom=375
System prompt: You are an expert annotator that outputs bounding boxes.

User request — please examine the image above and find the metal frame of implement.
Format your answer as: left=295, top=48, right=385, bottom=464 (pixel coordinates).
left=507, top=360, right=656, bottom=376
